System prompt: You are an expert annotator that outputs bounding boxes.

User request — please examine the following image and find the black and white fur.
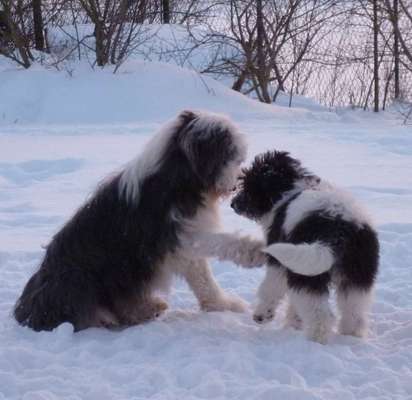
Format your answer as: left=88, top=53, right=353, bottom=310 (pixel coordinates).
left=231, top=151, right=379, bottom=343
left=14, top=110, right=265, bottom=332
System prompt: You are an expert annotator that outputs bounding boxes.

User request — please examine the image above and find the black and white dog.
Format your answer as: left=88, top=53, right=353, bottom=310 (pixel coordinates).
left=14, top=110, right=265, bottom=332
left=231, top=151, right=379, bottom=343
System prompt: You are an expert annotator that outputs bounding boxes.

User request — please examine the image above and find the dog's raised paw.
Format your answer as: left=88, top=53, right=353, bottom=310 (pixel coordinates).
left=237, top=238, right=267, bottom=268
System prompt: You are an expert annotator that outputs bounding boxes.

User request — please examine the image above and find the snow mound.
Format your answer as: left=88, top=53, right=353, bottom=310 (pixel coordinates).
left=0, top=61, right=338, bottom=127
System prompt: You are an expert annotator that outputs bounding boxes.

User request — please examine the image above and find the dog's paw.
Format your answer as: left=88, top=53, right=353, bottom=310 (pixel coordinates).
left=306, top=326, right=331, bottom=345
left=338, top=316, right=368, bottom=338
left=230, top=237, right=267, bottom=268
left=284, top=312, right=303, bottom=330
left=223, top=294, right=248, bottom=313
left=201, top=293, right=248, bottom=313
left=305, top=313, right=335, bottom=344
left=94, top=308, right=120, bottom=329
left=124, top=298, right=169, bottom=325
left=284, top=304, right=303, bottom=330
left=152, top=297, right=169, bottom=318
left=246, top=240, right=267, bottom=268
left=253, top=304, right=275, bottom=324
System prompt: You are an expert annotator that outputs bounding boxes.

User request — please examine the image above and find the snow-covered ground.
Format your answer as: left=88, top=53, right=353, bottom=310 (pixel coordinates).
left=0, top=61, right=412, bottom=400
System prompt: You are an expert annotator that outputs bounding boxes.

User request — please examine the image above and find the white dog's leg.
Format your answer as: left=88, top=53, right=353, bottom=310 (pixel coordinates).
left=175, top=257, right=247, bottom=313
left=284, top=301, right=303, bottom=330
left=337, top=288, right=373, bottom=338
left=253, top=266, right=288, bottom=324
left=181, top=231, right=266, bottom=268
left=289, top=289, right=335, bottom=344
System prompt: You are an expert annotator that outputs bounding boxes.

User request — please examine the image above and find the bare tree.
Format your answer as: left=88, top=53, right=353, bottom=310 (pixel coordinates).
left=384, top=0, right=412, bottom=72
left=198, top=1, right=340, bottom=103
left=76, top=0, right=154, bottom=66
left=0, top=0, right=410, bottom=114
left=0, top=0, right=33, bottom=67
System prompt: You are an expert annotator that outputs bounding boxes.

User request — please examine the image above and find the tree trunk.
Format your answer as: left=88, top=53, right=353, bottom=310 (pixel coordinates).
left=162, top=0, right=170, bottom=24
left=232, top=70, right=248, bottom=92
left=0, top=3, right=32, bottom=68
left=32, top=0, right=45, bottom=51
left=94, top=22, right=108, bottom=66
left=256, top=0, right=271, bottom=103
left=373, top=0, right=380, bottom=112
left=393, top=0, right=400, bottom=99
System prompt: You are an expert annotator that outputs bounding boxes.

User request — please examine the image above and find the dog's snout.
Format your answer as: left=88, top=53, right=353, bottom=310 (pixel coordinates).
left=230, top=197, right=241, bottom=213
left=230, top=199, right=236, bottom=210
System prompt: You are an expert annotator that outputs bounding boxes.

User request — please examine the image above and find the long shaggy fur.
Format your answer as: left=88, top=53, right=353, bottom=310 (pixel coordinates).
left=14, top=110, right=262, bottom=332
left=231, top=150, right=379, bottom=343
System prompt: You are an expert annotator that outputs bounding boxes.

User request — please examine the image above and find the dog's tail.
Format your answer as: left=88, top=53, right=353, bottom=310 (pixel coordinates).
left=14, top=271, right=50, bottom=331
left=14, top=266, right=91, bottom=332
left=263, top=242, right=334, bottom=276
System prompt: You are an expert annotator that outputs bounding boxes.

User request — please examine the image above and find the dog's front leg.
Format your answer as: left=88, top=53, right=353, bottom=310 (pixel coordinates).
left=174, top=256, right=247, bottom=313
left=253, top=265, right=288, bottom=324
left=181, top=231, right=266, bottom=268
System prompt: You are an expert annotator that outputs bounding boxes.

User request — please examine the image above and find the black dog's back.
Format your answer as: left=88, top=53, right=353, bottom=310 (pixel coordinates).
left=14, top=143, right=207, bottom=331
left=284, top=212, right=379, bottom=294
left=14, top=110, right=245, bottom=332
left=14, top=174, right=170, bottom=331
left=266, top=202, right=379, bottom=295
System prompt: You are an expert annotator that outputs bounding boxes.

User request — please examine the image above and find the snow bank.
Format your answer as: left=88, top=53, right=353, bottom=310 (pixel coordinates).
left=0, top=60, right=339, bottom=127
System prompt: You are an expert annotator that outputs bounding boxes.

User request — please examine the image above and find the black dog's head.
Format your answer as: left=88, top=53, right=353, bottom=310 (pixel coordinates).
left=231, top=151, right=319, bottom=220
left=177, top=110, right=247, bottom=196
left=119, top=110, right=247, bottom=203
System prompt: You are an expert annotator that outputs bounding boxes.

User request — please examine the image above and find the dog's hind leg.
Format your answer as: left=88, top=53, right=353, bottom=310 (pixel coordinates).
left=176, top=257, right=247, bottom=313
left=113, top=292, right=168, bottom=326
left=284, top=301, right=303, bottom=330
left=337, top=287, right=373, bottom=338
left=253, top=266, right=288, bottom=324
left=289, top=289, right=335, bottom=344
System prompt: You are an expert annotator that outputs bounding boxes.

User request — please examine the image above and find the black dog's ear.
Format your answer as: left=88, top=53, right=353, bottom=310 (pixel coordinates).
left=179, top=116, right=235, bottom=187
left=246, top=150, right=304, bottom=195
left=178, top=110, right=198, bottom=125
